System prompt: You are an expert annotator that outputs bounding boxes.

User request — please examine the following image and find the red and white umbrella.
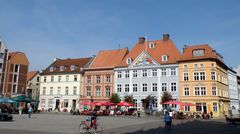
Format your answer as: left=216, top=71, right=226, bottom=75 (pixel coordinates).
left=79, top=101, right=92, bottom=105
left=161, top=100, right=185, bottom=105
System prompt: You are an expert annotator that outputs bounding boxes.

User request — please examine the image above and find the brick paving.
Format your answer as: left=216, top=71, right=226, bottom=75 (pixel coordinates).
left=0, top=113, right=239, bottom=134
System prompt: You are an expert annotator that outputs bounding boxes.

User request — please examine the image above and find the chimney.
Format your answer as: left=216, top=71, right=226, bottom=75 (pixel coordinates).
left=183, top=45, right=188, bottom=53
left=163, top=34, right=169, bottom=41
left=139, top=37, right=145, bottom=44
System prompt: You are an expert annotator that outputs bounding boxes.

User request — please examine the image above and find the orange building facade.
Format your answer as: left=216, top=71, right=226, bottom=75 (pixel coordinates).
left=80, top=48, right=128, bottom=109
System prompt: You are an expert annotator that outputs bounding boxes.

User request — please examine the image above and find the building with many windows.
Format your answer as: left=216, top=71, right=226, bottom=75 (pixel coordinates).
left=3, top=52, right=29, bottom=98
left=114, top=34, right=181, bottom=111
left=227, top=69, right=239, bottom=113
left=39, top=57, right=92, bottom=112
left=27, top=71, right=40, bottom=108
left=0, top=40, right=8, bottom=97
left=80, top=48, right=128, bottom=109
left=178, top=44, right=229, bottom=117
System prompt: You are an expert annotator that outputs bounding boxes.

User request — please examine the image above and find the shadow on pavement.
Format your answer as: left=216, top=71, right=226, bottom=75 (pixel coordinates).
left=124, top=119, right=240, bottom=134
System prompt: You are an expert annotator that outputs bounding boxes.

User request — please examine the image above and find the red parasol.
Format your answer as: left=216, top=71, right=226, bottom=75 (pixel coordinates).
left=161, top=100, right=185, bottom=105
left=79, top=101, right=92, bottom=105
left=117, top=101, right=134, bottom=106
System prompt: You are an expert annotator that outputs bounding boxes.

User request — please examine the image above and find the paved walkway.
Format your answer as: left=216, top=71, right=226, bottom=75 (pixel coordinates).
left=0, top=113, right=239, bottom=134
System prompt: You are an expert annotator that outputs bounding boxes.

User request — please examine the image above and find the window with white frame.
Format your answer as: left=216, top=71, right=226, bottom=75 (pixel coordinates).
left=194, top=72, right=199, bottom=81
left=212, top=87, right=217, bottom=96
left=171, top=68, right=176, bottom=76
left=211, top=72, right=216, bottom=80
left=44, top=76, right=47, bottom=82
left=117, top=84, right=122, bottom=92
left=184, top=87, right=190, bottom=96
left=125, top=71, right=129, bottom=78
left=126, top=58, right=132, bottom=64
left=73, top=86, right=77, bottom=95
left=200, top=87, right=206, bottom=95
left=51, top=76, right=54, bottom=82
left=133, top=99, right=138, bottom=107
left=152, top=83, right=157, bottom=92
left=200, top=64, right=204, bottom=69
left=125, top=84, right=129, bottom=92
left=193, top=49, right=205, bottom=56
left=50, top=67, right=54, bottom=72
left=87, top=76, right=91, bottom=84
left=200, top=72, right=206, bottom=80
left=162, top=55, right=168, bottom=62
left=184, top=73, right=189, bottom=81
left=96, top=76, right=101, bottom=83
left=43, top=88, right=46, bottom=95
left=152, top=69, right=157, bottom=76
left=65, top=87, right=69, bottom=95
left=184, top=64, right=188, bottom=70
left=117, top=71, right=122, bottom=78
left=96, top=87, right=101, bottom=96
left=58, top=76, right=61, bottom=82
left=162, top=83, right=167, bottom=91
left=106, top=87, right=110, bottom=97
left=64, top=99, right=68, bottom=107
left=48, top=99, right=53, bottom=108
left=106, top=75, right=111, bottom=83
left=86, top=87, right=91, bottom=96
left=142, top=83, right=147, bottom=92
left=133, top=84, right=137, bottom=92
left=194, top=64, right=198, bottom=69
left=74, top=75, right=77, bottom=81
left=213, top=103, right=218, bottom=112
left=133, top=70, right=138, bottom=77
left=142, top=70, right=147, bottom=77
left=57, top=87, right=61, bottom=95
left=162, top=68, right=167, bottom=76
left=153, top=99, right=158, bottom=108
left=66, top=75, right=69, bottom=81
left=50, top=87, right=53, bottom=95
left=149, top=42, right=155, bottom=48
left=184, top=106, right=190, bottom=112
left=195, top=87, right=200, bottom=96
left=171, top=82, right=177, bottom=91
left=41, top=99, right=46, bottom=107
left=60, top=66, right=64, bottom=71
left=70, top=65, right=76, bottom=71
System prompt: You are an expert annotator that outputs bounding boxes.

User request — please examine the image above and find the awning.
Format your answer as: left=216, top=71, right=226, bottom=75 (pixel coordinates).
left=11, top=95, right=32, bottom=102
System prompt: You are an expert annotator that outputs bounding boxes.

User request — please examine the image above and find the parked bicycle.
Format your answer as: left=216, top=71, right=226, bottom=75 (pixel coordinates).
left=79, top=117, right=103, bottom=134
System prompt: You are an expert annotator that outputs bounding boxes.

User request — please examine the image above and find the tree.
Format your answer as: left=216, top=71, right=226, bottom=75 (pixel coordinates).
left=141, top=95, right=157, bottom=110
left=109, top=93, right=121, bottom=103
left=161, top=91, right=172, bottom=103
left=124, top=94, right=134, bottom=104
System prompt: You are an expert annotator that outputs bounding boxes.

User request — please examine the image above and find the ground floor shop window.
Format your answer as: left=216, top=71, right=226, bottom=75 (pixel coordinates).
left=184, top=106, right=190, bottom=111
left=64, top=99, right=69, bottom=108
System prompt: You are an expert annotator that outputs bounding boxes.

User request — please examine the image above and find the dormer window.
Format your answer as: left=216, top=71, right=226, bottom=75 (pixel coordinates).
left=126, top=58, right=132, bottom=64
left=193, top=49, right=205, bottom=56
left=162, top=55, right=168, bottom=62
left=60, top=66, right=64, bottom=71
left=50, top=67, right=54, bottom=72
left=149, top=42, right=155, bottom=48
left=70, top=65, right=76, bottom=71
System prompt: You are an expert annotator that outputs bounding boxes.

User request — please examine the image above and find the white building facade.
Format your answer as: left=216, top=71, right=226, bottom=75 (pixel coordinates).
left=227, top=69, right=239, bottom=112
left=114, top=35, right=181, bottom=111
left=39, top=58, right=92, bottom=112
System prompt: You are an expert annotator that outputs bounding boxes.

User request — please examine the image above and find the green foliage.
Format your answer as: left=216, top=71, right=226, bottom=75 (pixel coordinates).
left=124, top=94, right=134, bottom=103
left=141, top=95, right=156, bottom=110
left=161, top=91, right=172, bottom=103
left=109, top=93, right=121, bottom=103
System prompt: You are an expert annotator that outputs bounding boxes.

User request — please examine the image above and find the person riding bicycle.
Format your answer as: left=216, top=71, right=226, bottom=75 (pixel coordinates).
left=90, top=109, right=98, bottom=127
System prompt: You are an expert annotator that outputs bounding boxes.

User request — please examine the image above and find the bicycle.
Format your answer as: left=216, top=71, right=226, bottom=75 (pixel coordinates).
left=79, top=117, right=103, bottom=134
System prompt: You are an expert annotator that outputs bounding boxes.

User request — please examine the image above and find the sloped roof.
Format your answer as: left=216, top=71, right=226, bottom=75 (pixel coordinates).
left=42, top=57, right=92, bottom=74
left=117, top=38, right=181, bottom=67
left=8, top=51, right=30, bottom=65
left=178, top=44, right=223, bottom=62
left=89, top=48, right=128, bottom=69
left=27, top=71, right=38, bottom=82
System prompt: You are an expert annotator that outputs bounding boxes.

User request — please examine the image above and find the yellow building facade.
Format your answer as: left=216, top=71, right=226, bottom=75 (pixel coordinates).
left=178, top=45, right=230, bottom=118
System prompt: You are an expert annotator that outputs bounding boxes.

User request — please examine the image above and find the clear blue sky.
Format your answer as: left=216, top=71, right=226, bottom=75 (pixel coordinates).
left=0, top=0, right=240, bottom=71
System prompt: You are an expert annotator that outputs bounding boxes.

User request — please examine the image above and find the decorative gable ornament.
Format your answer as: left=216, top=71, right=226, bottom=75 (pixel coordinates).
left=133, top=53, right=157, bottom=66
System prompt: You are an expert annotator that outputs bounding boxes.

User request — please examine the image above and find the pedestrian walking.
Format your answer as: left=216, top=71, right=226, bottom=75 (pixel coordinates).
left=18, top=105, right=23, bottom=115
left=28, top=105, right=33, bottom=119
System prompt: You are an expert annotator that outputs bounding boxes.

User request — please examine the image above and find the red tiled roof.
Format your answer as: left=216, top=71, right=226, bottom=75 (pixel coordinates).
left=27, top=71, right=38, bottom=81
left=118, top=39, right=181, bottom=67
left=178, top=44, right=224, bottom=62
left=42, top=57, right=92, bottom=74
left=89, top=48, right=128, bottom=69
